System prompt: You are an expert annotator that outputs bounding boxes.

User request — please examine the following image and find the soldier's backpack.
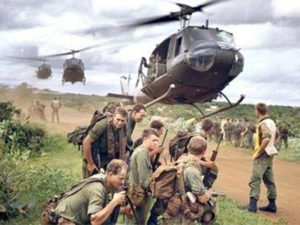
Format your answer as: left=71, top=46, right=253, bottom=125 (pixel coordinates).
left=169, top=131, right=194, bottom=161
left=67, top=111, right=107, bottom=150
left=40, top=175, right=105, bottom=225
left=150, top=164, right=179, bottom=200
left=67, top=102, right=120, bottom=150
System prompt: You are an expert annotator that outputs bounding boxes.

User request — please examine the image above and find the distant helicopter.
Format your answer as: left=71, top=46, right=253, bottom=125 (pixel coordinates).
left=7, top=56, right=52, bottom=79
left=8, top=43, right=106, bottom=85
left=106, top=0, right=245, bottom=118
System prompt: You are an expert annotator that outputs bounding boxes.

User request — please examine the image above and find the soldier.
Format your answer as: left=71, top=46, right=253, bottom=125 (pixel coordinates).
left=54, top=159, right=127, bottom=225
left=163, top=136, right=217, bottom=225
left=36, top=101, right=47, bottom=121
left=133, top=119, right=164, bottom=149
left=246, top=103, right=278, bottom=213
left=232, top=119, right=243, bottom=148
left=278, top=122, right=289, bottom=150
left=241, top=118, right=255, bottom=149
left=82, top=107, right=128, bottom=178
left=51, top=97, right=62, bottom=123
left=212, top=122, right=222, bottom=143
left=128, top=128, right=163, bottom=225
left=127, top=104, right=147, bottom=152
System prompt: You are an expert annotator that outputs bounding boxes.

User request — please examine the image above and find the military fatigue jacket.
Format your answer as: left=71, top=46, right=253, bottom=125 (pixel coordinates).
left=55, top=175, right=111, bottom=225
left=129, top=145, right=153, bottom=189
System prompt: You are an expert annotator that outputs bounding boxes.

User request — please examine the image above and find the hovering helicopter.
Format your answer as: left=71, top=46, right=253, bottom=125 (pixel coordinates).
left=8, top=43, right=106, bottom=85
left=106, top=0, right=245, bottom=118
left=7, top=56, right=52, bottom=79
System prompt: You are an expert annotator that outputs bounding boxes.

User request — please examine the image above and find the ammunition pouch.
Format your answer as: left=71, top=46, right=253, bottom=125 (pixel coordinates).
left=128, top=184, right=146, bottom=207
left=40, top=198, right=60, bottom=225
left=182, top=195, right=204, bottom=222
left=166, top=195, right=182, bottom=216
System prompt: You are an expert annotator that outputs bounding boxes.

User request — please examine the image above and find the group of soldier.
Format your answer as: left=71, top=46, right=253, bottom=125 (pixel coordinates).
left=43, top=102, right=280, bottom=225
left=27, top=97, right=61, bottom=123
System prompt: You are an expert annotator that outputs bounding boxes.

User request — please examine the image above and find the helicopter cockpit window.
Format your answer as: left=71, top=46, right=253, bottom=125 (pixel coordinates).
left=188, top=28, right=236, bottom=49
left=174, top=37, right=183, bottom=57
left=188, top=28, right=215, bottom=43
left=215, top=31, right=236, bottom=48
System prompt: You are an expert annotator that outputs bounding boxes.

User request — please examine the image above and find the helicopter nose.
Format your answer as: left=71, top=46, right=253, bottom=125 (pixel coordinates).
left=186, top=49, right=216, bottom=72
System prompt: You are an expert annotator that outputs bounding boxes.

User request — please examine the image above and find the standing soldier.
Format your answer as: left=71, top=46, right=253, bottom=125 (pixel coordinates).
left=163, top=136, right=218, bottom=225
left=82, top=107, right=128, bottom=178
left=128, top=128, right=163, bottom=225
left=232, top=119, right=243, bottom=148
left=53, top=159, right=128, bottom=225
left=278, top=122, right=289, bottom=150
left=51, top=97, right=62, bottom=123
left=127, top=104, right=147, bottom=152
left=36, top=101, right=47, bottom=121
left=246, top=103, right=278, bottom=213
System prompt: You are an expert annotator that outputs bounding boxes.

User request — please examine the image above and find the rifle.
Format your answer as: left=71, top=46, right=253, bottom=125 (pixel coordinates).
left=110, top=160, right=139, bottom=224
left=152, top=128, right=168, bottom=170
left=203, top=134, right=223, bottom=188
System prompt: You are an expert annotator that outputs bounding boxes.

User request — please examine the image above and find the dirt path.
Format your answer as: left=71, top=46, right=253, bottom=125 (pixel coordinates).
left=31, top=105, right=300, bottom=225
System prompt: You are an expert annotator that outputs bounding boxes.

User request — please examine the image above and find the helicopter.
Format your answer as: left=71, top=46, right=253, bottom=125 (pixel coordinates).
left=7, top=56, right=52, bottom=79
left=105, top=0, right=245, bottom=118
left=8, top=43, right=107, bottom=85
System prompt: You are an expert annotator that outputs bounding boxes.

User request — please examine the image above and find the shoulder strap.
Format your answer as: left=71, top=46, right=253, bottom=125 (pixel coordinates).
left=85, top=115, right=108, bottom=136
left=58, top=177, right=105, bottom=201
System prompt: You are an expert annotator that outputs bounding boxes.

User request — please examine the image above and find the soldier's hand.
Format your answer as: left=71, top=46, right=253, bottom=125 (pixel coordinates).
left=87, top=163, right=99, bottom=174
left=206, top=160, right=215, bottom=169
left=113, top=191, right=126, bottom=205
left=155, top=146, right=164, bottom=155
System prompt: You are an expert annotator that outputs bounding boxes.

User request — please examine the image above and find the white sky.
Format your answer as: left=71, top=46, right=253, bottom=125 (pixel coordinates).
left=0, top=0, right=299, bottom=106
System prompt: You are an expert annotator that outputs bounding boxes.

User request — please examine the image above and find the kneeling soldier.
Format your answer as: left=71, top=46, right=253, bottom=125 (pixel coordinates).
left=55, top=159, right=127, bottom=225
left=164, top=136, right=218, bottom=225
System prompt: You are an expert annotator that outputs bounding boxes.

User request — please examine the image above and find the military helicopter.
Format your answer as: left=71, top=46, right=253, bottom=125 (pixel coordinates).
left=9, top=43, right=107, bottom=85
left=7, top=56, right=52, bottom=79
left=106, top=0, right=245, bottom=118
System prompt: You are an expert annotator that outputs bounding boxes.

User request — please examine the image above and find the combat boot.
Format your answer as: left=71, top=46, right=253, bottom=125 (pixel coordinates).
left=259, top=198, right=277, bottom=213
left=246, top=197, right=257, bottom=212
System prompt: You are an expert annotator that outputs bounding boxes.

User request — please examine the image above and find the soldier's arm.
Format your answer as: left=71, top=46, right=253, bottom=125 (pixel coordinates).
left=185, top=167, right=211, bottom=204
left=254, top=123, right=271, bottom=158
left=83, top=135, right=96, bottom=166
left=90, top=192, right=126, bottom=225
left=137, top=151, right=152, bottom=188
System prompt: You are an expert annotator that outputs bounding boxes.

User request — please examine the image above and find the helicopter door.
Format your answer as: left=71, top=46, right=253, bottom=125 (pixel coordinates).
left=169, top=34, right=185, bottom=67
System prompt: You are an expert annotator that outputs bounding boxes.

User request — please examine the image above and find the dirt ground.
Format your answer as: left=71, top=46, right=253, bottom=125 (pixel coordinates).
left=27, top=103, right=300, bottom=225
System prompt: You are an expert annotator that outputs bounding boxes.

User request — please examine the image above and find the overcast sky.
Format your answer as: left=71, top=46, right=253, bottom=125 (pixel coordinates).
left=0, top=0, right=299, bottom=106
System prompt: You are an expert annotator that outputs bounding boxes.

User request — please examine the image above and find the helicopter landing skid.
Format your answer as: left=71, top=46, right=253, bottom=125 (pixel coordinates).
left=144, top=84, right=175, bottom=108
left=190, top=93, right=245, bottom=121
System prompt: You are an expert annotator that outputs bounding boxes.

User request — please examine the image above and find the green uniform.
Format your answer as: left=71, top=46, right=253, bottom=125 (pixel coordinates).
left=249, top=118, right=277, bottom=200
left=55, top=175, right=111, bottom=225
left=129, top=145, right=154, bottom=225
left=83, top=118, right=127, bottom=178
left=163, top=158, right=218, bottom=225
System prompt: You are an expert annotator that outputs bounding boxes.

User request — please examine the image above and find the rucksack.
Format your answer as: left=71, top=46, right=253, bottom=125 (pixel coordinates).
left=67, top=112, right=107, bottom=150
left=66, top=101, right=119, bottom=150
left=150, top=164, right=179, bottom=200
left=169, top=131, right=194, bottom=161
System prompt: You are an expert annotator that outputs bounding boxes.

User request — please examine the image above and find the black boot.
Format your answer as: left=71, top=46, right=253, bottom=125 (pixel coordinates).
left=246, top=197, right=257, bottom=212
left=259, top=198, right=277, bottom=213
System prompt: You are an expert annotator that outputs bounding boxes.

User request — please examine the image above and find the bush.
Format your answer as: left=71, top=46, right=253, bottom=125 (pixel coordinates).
left=0, top=121, right=47, bottom=158
left=0, top=101, right=21, bottom=122
left=0, top=159, right=74, bottom=223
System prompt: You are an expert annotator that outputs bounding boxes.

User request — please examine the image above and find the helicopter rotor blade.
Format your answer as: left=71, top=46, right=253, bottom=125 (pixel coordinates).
left=192, top=0, right=227, bottom=12
left=7, top=56, right=48, bottom=62
left=128, top=14, right=180, bottom=28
